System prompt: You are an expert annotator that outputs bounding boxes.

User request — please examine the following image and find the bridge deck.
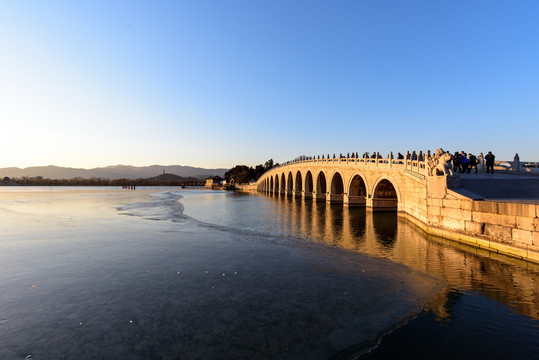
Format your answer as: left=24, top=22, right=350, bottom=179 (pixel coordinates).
left=458, top=173, right=539, bottom=204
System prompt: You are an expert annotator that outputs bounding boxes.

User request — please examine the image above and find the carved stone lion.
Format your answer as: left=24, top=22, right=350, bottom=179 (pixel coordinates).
left=428, top=148, right=453, bottom=176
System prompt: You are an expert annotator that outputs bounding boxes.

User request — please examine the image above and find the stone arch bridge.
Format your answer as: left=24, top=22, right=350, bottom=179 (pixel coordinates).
left=249, top=153, right=539, bottom=264
left=255, top=155, right=442, bottom=222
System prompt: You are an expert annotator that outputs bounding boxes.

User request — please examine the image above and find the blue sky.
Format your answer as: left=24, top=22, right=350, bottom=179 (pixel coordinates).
left=1, top=0, right=538, bottom=169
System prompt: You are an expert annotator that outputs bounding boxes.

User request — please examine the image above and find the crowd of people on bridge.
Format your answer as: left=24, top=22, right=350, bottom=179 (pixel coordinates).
left=449, top=150, right=497, bottom=174
left=287, top=149, right=503, bottom=174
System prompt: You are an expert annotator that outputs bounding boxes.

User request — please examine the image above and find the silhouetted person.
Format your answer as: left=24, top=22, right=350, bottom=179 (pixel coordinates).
left=469, top=153, right=478, bottom=173
left=460, top=152, right=469, bottom=173
left=485, top=151, right=495, bottom=174
left=453, top=152, right=460, bottom=173
left=514, top=153, right=520, bottom=172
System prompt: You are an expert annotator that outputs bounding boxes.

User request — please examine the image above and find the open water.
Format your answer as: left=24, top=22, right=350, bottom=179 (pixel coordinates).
left=179, top=190, right=539, bottom=359
left=1, top=187, right=538, bottom=359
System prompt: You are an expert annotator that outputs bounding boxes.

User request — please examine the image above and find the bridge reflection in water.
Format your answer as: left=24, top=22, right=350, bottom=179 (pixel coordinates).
left=262, top=192, right=539, bottom=322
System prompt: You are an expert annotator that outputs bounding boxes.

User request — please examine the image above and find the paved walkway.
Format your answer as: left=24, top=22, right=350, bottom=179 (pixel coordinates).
left=456, top=172, right=539, bottom=203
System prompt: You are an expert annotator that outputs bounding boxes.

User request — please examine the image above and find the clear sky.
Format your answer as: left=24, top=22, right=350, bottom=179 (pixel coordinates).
left=1, top=1, right=538, bottom=169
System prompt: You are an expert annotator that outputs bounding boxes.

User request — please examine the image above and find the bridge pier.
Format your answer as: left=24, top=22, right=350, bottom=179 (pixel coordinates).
left=366, top=197, right=373, bottom=208
left=313, top=192, right=326, bottom=202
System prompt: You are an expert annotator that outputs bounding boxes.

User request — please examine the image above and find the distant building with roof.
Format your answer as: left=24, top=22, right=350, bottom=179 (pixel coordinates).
left=205, top=176, right=223, bottom=189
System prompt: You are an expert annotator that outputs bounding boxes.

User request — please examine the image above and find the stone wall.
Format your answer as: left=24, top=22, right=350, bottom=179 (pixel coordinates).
left=422, top=190, right=539, bottom=263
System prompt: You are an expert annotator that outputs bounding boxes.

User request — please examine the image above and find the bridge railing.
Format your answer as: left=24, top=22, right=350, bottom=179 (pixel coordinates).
left=492, top=161, right=539, bottom=174
left=269, top=152, right=428, bottom=177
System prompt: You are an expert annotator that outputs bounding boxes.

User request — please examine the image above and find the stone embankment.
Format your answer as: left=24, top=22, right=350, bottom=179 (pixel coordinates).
left=407, top=190, right=539, bottom=263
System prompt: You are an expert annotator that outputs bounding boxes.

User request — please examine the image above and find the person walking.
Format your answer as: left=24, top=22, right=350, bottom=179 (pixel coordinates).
left=485, top=151, right=495, bottom=174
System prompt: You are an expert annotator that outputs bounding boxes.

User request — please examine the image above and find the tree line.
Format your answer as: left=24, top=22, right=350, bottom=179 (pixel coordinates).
left=224, top=159, right=277, bottom=184
left=1, top=176, right=204, bottom=187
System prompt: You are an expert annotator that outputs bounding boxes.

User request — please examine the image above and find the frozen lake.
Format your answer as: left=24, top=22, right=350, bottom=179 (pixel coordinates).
left=0, top=188, right=440, bottom=359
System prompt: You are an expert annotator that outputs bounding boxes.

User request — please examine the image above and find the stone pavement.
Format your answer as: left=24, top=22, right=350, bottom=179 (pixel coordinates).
left=457, top=172, right=539, bottom=203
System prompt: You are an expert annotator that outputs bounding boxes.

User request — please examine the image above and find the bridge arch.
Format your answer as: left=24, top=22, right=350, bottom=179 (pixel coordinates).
left=287, top=172, right=293, bottom=196
left=295, top=171, right=303, bottom=195
left=329, top=171, right=345, bottom=203
left=274, top=174, right=279, bottom=193
left=280, top=173, right=286, bottom=195
left=347, top=173, right=368, bottom=207
left=315, top=171, right=327, bottom=201
left=304, top=170, right=313, bottom=199
left=371, top=175, right=400, bottom=211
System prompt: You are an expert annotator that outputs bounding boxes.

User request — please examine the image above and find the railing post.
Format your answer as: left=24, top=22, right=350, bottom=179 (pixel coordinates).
left=375, top=152, right=379, bottom=166
left=425, top=150, right=431, bottom=175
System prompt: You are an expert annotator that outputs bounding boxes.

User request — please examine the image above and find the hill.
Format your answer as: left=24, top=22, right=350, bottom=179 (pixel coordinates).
left=0, top=165, right=226, bottom=180
left=146, top=173, right=200, bottom=181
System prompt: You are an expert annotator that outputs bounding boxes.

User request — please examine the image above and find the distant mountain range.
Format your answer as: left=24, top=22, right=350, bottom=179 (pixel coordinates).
left=0, top=165, right=227, bottom=180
